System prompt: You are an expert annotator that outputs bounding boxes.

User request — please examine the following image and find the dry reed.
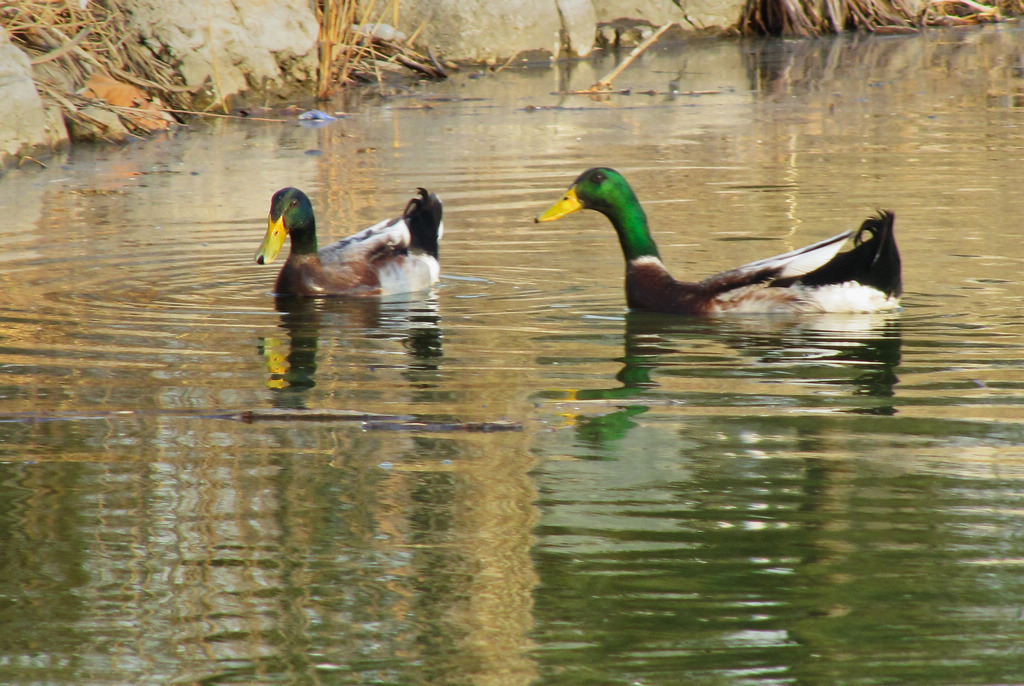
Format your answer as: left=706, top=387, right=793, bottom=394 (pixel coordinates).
left=3, top=1, right=189, bottom=101
left=2, top=0, right=444, bottom=139
left=315, top=0, right=445, bottom=99
left=739, top=0, right=1019, bottom=34
left=2, top=0, right=190, bottom=137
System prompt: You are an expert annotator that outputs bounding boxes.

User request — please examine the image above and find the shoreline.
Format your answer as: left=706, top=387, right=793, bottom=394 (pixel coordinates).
left=0, top=0, right=1010, bottom=167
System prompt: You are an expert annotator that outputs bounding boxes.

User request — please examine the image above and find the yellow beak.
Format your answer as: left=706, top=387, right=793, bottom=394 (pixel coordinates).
left=255, top=215, right=287, bottom=264
left=536, top=186, right=582, bottom=222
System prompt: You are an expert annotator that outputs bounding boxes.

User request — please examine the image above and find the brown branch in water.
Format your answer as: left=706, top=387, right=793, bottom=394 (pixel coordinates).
left=361, top=420, right=522, bottom=433
left=393, top=52, right=446, bottom=79
left=493, top=50, right=521, bottom=73
left=233, top=409, right=522, bottom=432
left=18, top=156, right=47, bottom=169
left=158, top=107, right=290, bottom=122
left=426, top=46, right=451, bottom=75
left=234, top=409, right=412, bottom=423
left=0, top=408, right=523, bottom=433
left=560, top=87, right=722, bottom=97
left=583, top=23, right=674, bottom=93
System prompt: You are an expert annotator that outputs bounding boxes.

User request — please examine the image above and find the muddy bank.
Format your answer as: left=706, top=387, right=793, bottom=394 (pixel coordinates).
left=0, top=0, right=751, bottom=165
left=0, top=0, right=1006, bottom=165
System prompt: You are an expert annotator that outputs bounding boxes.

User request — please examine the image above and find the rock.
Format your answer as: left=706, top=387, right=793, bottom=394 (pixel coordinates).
left=0, top=28, right=67, bottom=165
left=123, top=0, right=318, bottom=103
left=352, top=23, right=408, bottom=43
left=592, top=0, right=736, bottom=31
left=0, top=0, right=747, bottom=160
left=556, top=0, right=598, bottom=57
left=593, top=0, right=685, bottom=25
left=67, top=106, right=131, bottom=142
left=552, top=0, right=598, bottom=56
left=398, top=0, right=564, bottom=63
left=597, top=24, right=619, bottom=48
left=397, top=0, right=737, bottom=63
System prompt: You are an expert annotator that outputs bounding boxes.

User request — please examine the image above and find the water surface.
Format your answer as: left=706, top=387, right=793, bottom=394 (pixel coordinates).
left=3, top=25, right=1024, bottom=685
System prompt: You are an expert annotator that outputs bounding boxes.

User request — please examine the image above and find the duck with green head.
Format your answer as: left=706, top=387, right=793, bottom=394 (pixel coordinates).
left=256, top=187, right=443, bottom=297
left=536, top=167, right=902, bottom=314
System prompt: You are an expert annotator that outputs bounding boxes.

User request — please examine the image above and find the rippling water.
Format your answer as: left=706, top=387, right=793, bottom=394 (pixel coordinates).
left=3, top=25, right=1024, bottom=685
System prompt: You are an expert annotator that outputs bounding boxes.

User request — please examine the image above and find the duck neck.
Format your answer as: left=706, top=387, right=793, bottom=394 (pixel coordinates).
left=289, top=221, right=319, bottom=256
left=606, top=199, right=660, bottom=263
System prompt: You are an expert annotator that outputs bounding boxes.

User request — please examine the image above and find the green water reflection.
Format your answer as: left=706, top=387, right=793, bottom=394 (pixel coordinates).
left=539, top=311, right=905, bottom=453
left=534, top=452, right=1024, bottom=684
left=0, top=425, right=538, bottom=685
left=4, top=23, right=1024, bottom=686
left=259, top=296, right=444, bottom=408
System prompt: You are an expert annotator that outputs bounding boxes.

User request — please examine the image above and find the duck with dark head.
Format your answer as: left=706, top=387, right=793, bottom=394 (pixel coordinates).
left=256, top=187, right=443, bottom=297
left=536, top=167, right=901, bottom=315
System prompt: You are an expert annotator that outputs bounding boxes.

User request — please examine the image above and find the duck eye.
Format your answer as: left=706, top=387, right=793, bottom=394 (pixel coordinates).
left=592, top=171, right=606, bottom=184
left=289, top=199, right=298, bottom=208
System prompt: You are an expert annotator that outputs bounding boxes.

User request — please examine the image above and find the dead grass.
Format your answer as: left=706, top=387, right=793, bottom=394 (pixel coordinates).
left=740, top=0, right=1021, bottom=35
left=315, top=0, right=445, bottom=99
left=3, top=1, right=189, bottom=99
left=3, top=0, right=193, bottom=138
left=1, top=0, right=444, bottom=140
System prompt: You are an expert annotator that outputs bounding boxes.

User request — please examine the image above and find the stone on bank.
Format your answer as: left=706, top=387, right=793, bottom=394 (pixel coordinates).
left=0, top=0, right=741, bottom=165
left=0, top=27, right=67, bottom=163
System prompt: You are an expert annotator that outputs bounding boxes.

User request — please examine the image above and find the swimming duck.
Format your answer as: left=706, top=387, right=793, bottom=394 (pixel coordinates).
left=536, top=167, right=902, bottom=314
left=255, top=187, right=443, bottom=296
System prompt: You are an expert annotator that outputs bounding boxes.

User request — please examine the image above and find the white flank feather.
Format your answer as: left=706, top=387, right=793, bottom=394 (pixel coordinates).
left=377, top=255, right=440, bottom=295
left=799, top=282, right=901, bottom=313
left=319, top=217, right=410, bottom=266
left=729, top=229, right=855, bottom=279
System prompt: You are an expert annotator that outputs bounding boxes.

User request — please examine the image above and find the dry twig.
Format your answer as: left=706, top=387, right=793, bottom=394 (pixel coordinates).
left=570, top=23, right=674, bottom=95
left=593, top=23, right=673, bottom=90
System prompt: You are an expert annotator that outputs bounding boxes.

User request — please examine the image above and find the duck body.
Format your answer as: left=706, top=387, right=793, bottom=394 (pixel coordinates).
left=256, top=187, right=443, bottom=297
left=536, top=167, right=902, bottom=315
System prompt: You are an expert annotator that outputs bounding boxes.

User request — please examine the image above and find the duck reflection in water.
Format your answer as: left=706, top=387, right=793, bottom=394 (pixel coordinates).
left=258, top=295, right=442, bottom=409
left=553, top=311, right=903, bottom=449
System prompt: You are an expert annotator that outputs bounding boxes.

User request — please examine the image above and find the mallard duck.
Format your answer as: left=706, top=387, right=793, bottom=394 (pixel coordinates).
left=536, top=167, right=902, bottom=314
left=255, top=187, right=442, bottom=296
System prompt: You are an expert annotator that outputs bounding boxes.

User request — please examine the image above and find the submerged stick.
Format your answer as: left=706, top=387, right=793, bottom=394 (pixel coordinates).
left=233, top=409, right=522, bottom=432
left=393, top=53, right=446, bottom=78
left=562, top=87, right=722, bottom=96
left=0, top=408, right=523, bottom=433
left=158, top=107, right=289, bottom=122
left=18, top=156, right=47, bottom=169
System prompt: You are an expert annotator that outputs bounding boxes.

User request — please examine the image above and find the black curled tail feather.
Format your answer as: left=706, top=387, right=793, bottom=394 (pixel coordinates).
left=792, top=211, right=902, bottom=298
left=404, top=188, right=443, bottom=258
left=857, top=211, right=902, bottom=298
